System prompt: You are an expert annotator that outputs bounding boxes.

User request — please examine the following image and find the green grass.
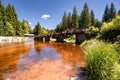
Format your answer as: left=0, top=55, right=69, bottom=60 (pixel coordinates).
left=64, top=38, right=75, bottom=43
left=81, top=39, right=119, bottom=80
left=64, top=35, right=76, bottom=43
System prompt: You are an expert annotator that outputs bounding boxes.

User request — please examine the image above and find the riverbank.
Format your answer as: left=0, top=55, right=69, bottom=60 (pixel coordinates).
left=0, top=36, right=34, bottom=43
left=81, top=39, right=120, bottom=80
left=0, top=37, right=24, bottom=43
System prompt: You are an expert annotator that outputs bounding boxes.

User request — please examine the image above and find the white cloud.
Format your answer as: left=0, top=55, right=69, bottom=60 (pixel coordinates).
left=41, top=14, right=50, bottom=20
left=29, top=22, right=31, bottom=25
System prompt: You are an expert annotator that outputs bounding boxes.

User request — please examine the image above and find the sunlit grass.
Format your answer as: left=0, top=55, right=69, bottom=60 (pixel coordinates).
left=81, top=39, right=119, bottom=80
left=64, top=35, right=76, bottom=43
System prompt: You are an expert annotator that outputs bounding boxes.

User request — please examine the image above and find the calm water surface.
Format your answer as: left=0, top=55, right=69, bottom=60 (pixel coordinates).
left=0, top=41, right=85, bottom=80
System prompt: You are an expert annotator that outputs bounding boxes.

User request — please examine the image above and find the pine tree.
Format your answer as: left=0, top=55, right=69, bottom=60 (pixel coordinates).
left=110, top=3, right=116, bottom=21
left=55, top=24, right=62, bottom=32
left=0, top=2, right=15, bottom=36
left=0, top=1, right=7, bottom=36
left=0, top=1, right=5, bottom=20
left=79, top=3, right=91, bottom=28
left=67, top=12, right=73, bottom=28
left=0, top=1, right=4, bottom=36
left=6, top=4, right=23, bottom=36
left=28, top=26, right=33, bottom=34
left=78, top=14, right=82, bottom=29
left=33, top=22, right=42, bottom=35
left=6, top=3, right=12, bottom=23
left=94, top=19, right=102, bottom=28
left=0, top=1, right=28, bottom=36
left=90, top=10, right=95, bottom=26
left=72, top=6, right=78, bottom=28
left=118, top=10, right=120, bottom=15
left=102, top=5, right=110, bottom=22
left=4, top=22, right=15, bottom=36
left=22, top=20, right=30, bottom=34
left=62, top=12, right=67, bottom=30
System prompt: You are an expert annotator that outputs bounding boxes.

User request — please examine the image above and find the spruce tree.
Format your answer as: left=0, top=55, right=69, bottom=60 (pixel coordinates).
left=62, top=12, right=67, bottom=30
left=118, top=10, right=120, bottom=15
left=78, top=14, right=82, bottom=29
left=4, top=22, right=15, bottom=36
left=33, top=22, right=42, bottom=35
left=79, top=3, right=91, bottom=28
left=28, top=26, right=33, bottom=34
left=0, top=1, right=4, bottom=35
left=6, top=3, right=12, bottom=23
left=0, top=1, right=28, bottom=36
left=22, top=20, right=30, bottom=34
left=5, top=4, right=23, bottom=36
left=90, top=10, right=95, bottom=26
left=0, top=1, right=7, bottom=36
left=12, top=5, right=23, bottom=36
left=102, top=5, right=110, bottom=22
left=110, top=3, right=116, bottom=21
left=55, top=24, right=62, bottom=32
left=67, top=12, right=73, bottom=28
left=94, top=19, right=102, bottom=28
left=72, top=6, right=78, bottom=28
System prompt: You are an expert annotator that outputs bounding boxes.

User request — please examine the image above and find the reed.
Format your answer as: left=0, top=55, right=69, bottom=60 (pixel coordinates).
left=81, top=39, right=119, bottom=80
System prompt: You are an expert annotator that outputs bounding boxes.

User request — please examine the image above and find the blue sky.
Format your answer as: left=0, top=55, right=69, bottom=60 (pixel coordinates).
left=2, top=0, right=120, bottom=29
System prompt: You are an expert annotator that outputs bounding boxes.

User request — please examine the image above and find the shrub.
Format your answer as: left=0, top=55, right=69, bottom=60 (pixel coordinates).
left=86, top=26, right=99, bottom=33
left=81, top=39, right=119, bottom=80
left=115, top=44, right=120, bottom=64
left=115, top=35, right=120, bottom=43
left=100, top=15, right=120, bottom=42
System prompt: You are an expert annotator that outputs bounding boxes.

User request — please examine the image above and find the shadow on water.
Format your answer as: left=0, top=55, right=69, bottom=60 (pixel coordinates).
left=76, top=67, right=86, bottom=80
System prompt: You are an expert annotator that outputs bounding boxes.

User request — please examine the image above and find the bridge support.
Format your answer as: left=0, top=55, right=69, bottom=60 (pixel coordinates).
left=76, top=34, right=86, bottom=44
left=56, top=35, right=64, bottom=42
left=34, top=36, right=43, bottom=41
left=75, top=32, right=98, bottom=44
left=45, top=36, right=50, bottom=41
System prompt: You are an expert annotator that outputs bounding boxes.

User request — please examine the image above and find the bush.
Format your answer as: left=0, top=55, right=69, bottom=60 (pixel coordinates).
left=81, top=39, right=119, bottom=80
left=115, top=35, right=120, bottom=43
left=100, top=15, right=120, bottom=42
left=86, top=26, right=99, bottom=33
left=115, top=44, right=120, bottom=64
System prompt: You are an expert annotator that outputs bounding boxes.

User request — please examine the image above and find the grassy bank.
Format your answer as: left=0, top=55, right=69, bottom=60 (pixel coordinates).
left=64, top=35, right=76, bottom=43
left=81, top=39, right=120, bottom=80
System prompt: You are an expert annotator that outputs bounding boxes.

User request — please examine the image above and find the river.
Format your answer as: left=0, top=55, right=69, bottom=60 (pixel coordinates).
left=0, top=41, right=85, bottom=80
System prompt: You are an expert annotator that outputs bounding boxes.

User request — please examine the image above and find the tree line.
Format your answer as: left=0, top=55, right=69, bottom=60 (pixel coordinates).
left=0, top=1, right=32, bottom=36
left=0, top=1, right=119, bottom=36
left=55, top=2, right=119, bottom=32
left=33, top=22, right=49, bottom=35
left=0, top=1, right=49, bottom=36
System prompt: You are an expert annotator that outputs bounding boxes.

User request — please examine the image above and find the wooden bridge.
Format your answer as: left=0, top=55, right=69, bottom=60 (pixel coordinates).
left=34, top=28, right=97, bottom=44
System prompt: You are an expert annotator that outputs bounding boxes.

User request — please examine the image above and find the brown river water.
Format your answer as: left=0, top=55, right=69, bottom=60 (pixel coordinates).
left=0, top=41, right=85, bottom=80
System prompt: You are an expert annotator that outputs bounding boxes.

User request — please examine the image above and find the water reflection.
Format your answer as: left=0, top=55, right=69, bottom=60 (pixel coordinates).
left=34, top=41, right=42, bottom=54
left=0, top=41, right=85, bottom=79
left=33, top=42, right=85, bottom=67
left=0, top=43, right=32, bottom=78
